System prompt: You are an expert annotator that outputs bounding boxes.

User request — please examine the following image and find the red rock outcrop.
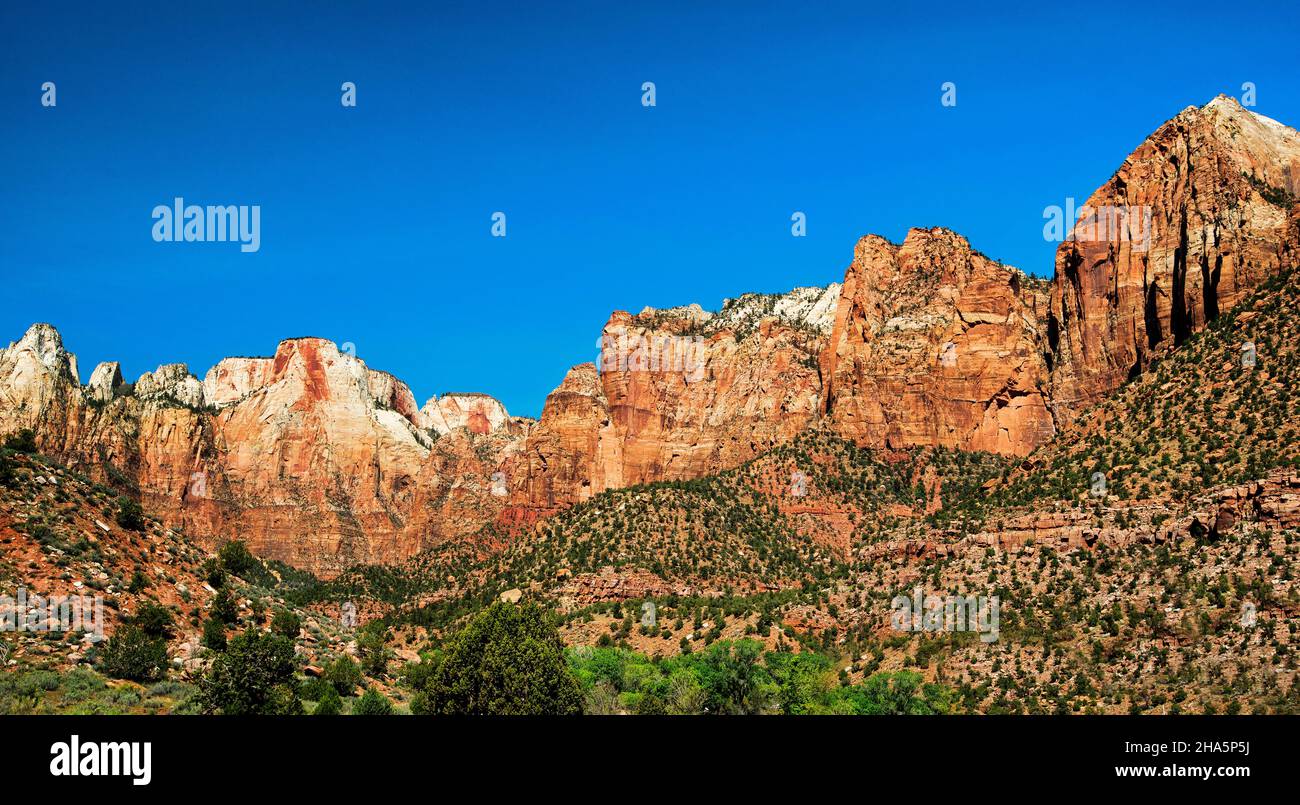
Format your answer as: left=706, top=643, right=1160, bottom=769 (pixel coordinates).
left=819, top=227, right=1056, bottom=455
left=1049, top=95, right=1300, bottom=421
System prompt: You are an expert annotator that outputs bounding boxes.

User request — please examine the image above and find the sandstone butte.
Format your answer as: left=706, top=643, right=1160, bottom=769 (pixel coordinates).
left=1, top=95, right=1296, bottom=576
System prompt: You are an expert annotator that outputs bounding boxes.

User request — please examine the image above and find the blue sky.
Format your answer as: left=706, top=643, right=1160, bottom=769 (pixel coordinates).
left=2, top=1, right=1298, bottom=417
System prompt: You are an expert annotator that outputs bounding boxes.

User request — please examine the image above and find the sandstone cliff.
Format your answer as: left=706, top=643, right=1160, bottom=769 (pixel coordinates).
left=819, top=227, right=1056, bottom=455
left=1048, top=95, right=1300, bottom=420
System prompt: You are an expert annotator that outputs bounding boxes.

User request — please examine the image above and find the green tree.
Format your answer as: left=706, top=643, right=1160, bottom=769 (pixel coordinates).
left=840, top=670, right=954, bottom=715
left=270, top=609, right=302, bottom=639
left=3, top=428, right=37, bottom=453
left=211, top=587, right=238, bottom=624
left=420, top=602, right=582, bottom=715
left=352, top=687, right=393, bottom=715
left=219, top=540, right=257, bottom=577
left=201, top=618, right=227, bottom=651
left=325, top=655, right=362, bottom=696
left=131, top=601, right=174, bottom=639
left=197, top=629, right=302, bottom=715
left=356, top=621, right=392, bottom=677
left=313, top=685, right=342, bottom=715
left=115, top=497, right=146, bottom=531
left=96, top=626, right=167, bottom=683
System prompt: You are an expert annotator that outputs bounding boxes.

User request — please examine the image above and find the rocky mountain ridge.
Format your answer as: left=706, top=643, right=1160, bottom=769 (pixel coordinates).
left=2, top=95, right=1297, bottom=576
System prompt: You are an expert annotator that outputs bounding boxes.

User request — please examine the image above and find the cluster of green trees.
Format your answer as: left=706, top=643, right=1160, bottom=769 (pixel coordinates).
left=567, top=641, right=954, bottom=715
left=401, top=601, right=955, bottom=715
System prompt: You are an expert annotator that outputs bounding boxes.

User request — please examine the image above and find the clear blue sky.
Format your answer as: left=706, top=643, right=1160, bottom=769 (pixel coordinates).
left=3, top=1, right=1297, bottom=417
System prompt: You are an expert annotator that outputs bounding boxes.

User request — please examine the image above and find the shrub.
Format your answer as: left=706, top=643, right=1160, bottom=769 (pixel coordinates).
left=324, top=655, right=362, bottom=696
left=97, top=626, right=167, bottom=683
left=313, top=685, right=342, bottom=715
left=3, top=428, right=37, bottom=453
left=300, top=676, right=330, bottom=701
left=131, top=601, right=174, bottom=639
left=418, top=601, right=582, bottom=715
left=201, top=619, right=227, bottom=651
left=114, top=497, right=146, bottom=531
left=270, top=610, right=301, bottom=639
left=200, top=558, right=226, bottom=589
left=357, top=621, right=392, bottom=677
left=127, top=569, right=149, bottom=594
left=218, top=540, right=257, bottom=577
left=352, top=687, right=393, bottom=715
left=211, top=588, right=238, bottom=625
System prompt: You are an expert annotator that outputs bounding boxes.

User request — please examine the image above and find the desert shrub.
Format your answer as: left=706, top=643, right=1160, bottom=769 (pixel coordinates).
left=313, top=685, right=342, bottom=715
left=270, top=609, right=301, bottom=639
left=97, top=626, right=167, bottom=683
left=201, top=618, right=227, bottom=651
left=211, top=588, right=238, bottom=624
left=219, top=540, right=257, bottom=577
left=114, top=497, right=145, bottom=531
left=3, top=428, right=37, bottom=453
left=417, top=601, right=581, bottom=715
left=324, top=655, right=362, bottom=696
left=351, top=687, right=393, bottom=715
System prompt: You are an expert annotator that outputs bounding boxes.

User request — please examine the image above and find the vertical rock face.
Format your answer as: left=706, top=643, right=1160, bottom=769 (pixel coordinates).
left=202, top=357, right=275, bottom=406
left=134, top=364, right=206, bottom=409
left=420, top=393, right=515, bottom=436
left=1049, top=95, right=1300, bottom=418
left=507, top=290, right=831, bottom=513
left=819, top=228, right=1056, bottom=455
left=86, top=362, right=124, bottom=403
left=0, top=324, right=80, bottom=437
left=0, top=330, right=486, bottom=575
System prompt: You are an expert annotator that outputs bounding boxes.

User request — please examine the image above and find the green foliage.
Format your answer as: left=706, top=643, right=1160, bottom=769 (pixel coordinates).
left=0, top=451, right=15, bottom=488
left=325, top=655, right=362, bottom=696
left=211, top=587, right=238, bottom=624
left=352, top=687, right=393, bottom=715
left=219, top=540, right=257, bottom=577
left=201, top=618, right=227, bottom=651
left=3, top=428, right=37, bottom=453
left=197, top=629, right=302, bottom=715
left=270, top=609, right=302, bottom=639
left=114, top=497, right=146, bottom=532
left=130, top=601, right=174, bottom=639
left=833, top=670, right=955, bottom=715
left=416, top=602, right=582, bottom=715
left=312, top=684, right=342, bottom=715
left=127, top=569, right=149, bottom=594
left=200, top=558, right=226, bottom=589
left=97, top=626, right=167, bottom=683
